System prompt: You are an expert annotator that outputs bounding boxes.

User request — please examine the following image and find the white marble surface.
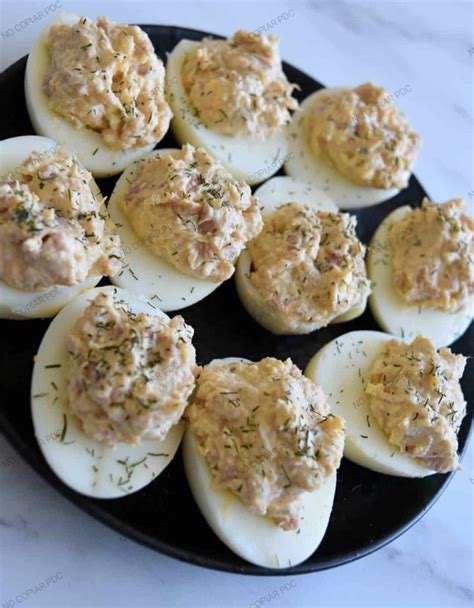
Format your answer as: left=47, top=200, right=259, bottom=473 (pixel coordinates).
left=0, top=1, right=472, bottom=606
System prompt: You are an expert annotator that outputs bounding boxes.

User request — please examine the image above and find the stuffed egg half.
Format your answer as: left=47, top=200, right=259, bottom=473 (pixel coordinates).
left=306, top=330, right=467, bottom=477
left=31, top=285, right=197, bottom=498
left=368, top=202, right=473, bottom=347
left=0, top=135, right=120, bottom=319
left=235, top=176, right=370, bottom=334
left=108, top=144, right=262, bottom=310
left=285, top=84, right=420, bottom=209
left=183, top=356, right=345, bottom=568
left=166, top=30, right=298, bottom=185
left=25, top=13, right=172, bottom=177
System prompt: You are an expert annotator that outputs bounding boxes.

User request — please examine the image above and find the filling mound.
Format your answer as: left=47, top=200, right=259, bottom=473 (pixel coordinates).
left=43, top=16, right=172, bottom=150
left=390, top=198, right=474, bottom=312
left=66, top=291, right=197, bottom=446
left=247, top=203, right=370, bottom=331
left=120, top=144, right=263, bottom=282
left=187, top=357, right=345, bottom=530
left=182, top=30, right=298, bottom=139
left=306, top=83, right=420, bottom=189
left=0, top=150, right=122, bottom=291
left=366, top=336, right=467, bottom=473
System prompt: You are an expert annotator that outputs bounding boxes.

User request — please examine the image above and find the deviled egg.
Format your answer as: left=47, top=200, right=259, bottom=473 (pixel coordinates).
left=368, top=198, right=474, bottom=347
left=183, top=356, right=345, bottom=568
left=305, top=330, right=467, bottom=477
left=0, top=135, right=122, bottom=320
left=25, top=13, right=172, bottom=177
left=235, top=176, right=370, bottom=334
left=108, top=143, right=262, bottom=310
left=31, top=286, right=197, bottom=498
left=166, top=30, right=298, bottom=185
left=285, top=83, right=420, bottom=208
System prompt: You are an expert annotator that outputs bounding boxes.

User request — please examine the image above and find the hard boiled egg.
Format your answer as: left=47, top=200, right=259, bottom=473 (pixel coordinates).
left=0, top=135, right=101, bottom=320
left=235, top=176, right=367, bottom=334
left=107, top=149, right=221, bottom=311
left=367, top=206, right=473, bottom=347
left=284, top=89, right=400, bottom=209
left=31, top=285, right=185, bottom=498
left=25, top=13, right=164, bottom=178
left=182, top=357, right=338, bottom=569
left=305, top=330, right=435, bottom=477
left=166, top=40, right=290, bottom=186
left=249, top=175, right=338, bottom=218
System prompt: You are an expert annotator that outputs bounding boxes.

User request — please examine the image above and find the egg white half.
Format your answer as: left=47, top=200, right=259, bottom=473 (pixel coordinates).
left=252, top=175, right=338, bottom=219
left=25, top=13, right=164, bottom=177
left=235, top=176, right=367, bottom=334
left=31, top=285, right=185, bottom=498
left=368, top=206, right=473, bottom=347
left=305, top=330, right=435, bottom=477
left=182, top=357, right=338, bottom=569
left=0, top=135, right=101, bottom=319
left=107, top=148, right=221, bottom=310
left=284, top=89, right=400, bottom=209
left=166, top=40, right=290, bottom=186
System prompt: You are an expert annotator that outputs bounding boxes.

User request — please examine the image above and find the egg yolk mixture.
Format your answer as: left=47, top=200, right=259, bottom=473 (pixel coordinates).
left=66, top=291, right=197, bottom=446
left=0, top=151, right=122, bottom=291
left=247, top=204, right=370, bottom=331
left=43, top=16, right=172, bottom=150
left=120, top=144, right=263, bottom=282
left=366, top=336, right=467, bottom=473
left=181, top=30, right=298, bottom=140
left=306, top=83, right=420, bottom=189
left=187, top=358, right=345, bottom=530
left=390, top=198, right=474, bottom=312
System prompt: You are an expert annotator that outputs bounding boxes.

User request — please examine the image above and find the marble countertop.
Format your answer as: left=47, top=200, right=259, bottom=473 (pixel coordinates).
left=0, top=1, right=472, bottom=606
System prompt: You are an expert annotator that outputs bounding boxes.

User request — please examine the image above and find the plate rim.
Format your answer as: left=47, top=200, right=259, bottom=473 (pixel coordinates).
left=1, top=407, right=469, bottom=576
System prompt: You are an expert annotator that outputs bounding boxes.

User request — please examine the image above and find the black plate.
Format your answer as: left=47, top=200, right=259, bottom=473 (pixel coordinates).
left=0, top=25, right=472, bottom=576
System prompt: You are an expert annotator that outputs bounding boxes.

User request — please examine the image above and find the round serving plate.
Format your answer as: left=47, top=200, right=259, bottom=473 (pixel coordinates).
left=0, top=24, right=471, bottom=575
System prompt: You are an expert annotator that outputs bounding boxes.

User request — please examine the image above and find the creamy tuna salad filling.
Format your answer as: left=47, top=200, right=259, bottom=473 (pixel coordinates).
left=366, top=336, right=467, bottom=473
left=187, top=358, right=345, bottom=530
left=66, top=291, right=197, bottom=446
left=306, top=83, right=420, bottom=189
left=181, top=30, right=298, bottom=139
left=390, top=198, right=474, bottom=312
left=247, top=204, right=370, bottom=330
left=0, top=151, right=122, bottom=291
left=43, top=16, right=172, bottom=150
left=120, top=144, right=263, bottom=281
